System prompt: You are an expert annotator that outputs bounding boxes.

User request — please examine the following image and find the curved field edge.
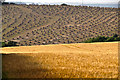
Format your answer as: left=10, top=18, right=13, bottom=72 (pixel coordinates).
left=2, top=42, right=118, bottom=78
left=1, top=42, right=118, bottom=53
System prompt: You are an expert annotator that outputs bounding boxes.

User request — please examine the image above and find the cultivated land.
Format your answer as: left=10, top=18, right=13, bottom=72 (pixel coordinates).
left=2, top=42, right=118, bottom=78
left=2, top=4, right=119, bottom=78
left=2, top=5, right=118, bottom=45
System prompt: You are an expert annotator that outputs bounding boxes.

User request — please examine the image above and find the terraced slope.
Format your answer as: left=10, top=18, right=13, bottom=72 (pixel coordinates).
left=2, top=5, right=118, bottom=46
left=2, top=42, right=118, bottom=78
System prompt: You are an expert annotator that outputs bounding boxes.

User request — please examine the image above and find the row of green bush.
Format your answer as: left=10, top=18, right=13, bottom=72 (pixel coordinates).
left=1, top=41, right=18, bottom=47
left=83, top=34, right=120, bottom=43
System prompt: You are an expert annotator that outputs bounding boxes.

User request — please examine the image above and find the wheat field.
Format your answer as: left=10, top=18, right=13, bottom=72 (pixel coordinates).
left=2, top=42, right=118, bottom=78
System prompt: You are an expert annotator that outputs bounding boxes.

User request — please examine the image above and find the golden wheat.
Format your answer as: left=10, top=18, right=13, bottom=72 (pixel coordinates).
left=2, top=42, right=118, bottom=78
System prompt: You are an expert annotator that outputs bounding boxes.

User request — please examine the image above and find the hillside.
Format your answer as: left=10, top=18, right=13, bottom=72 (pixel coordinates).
left=2, top=42, right=118, bottom=78
left=2, top=5, right=118, bottom=46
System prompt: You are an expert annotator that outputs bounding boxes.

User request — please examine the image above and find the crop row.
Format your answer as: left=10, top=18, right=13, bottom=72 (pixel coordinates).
left=2, top=5, right=118, bottom=46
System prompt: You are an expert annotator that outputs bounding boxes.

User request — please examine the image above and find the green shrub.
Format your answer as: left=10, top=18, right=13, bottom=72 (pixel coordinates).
left=2, top=42, right=6, bottom=47
left=114, top=37, right=120, bottom=41
left=0, top=42, right=6, bottom=47
left=106, top=37, right=114, bottom=42
left=1, top=41, right=18, bottom=47
left=7, top=41, right=17, bottom=47
left=83, top=34, right=120, bottom=43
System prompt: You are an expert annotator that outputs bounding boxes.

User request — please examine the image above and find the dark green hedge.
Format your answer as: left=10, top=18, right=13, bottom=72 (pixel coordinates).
left=83, top=34, right=120, bottom=43
left=1, top=41, right=18, bottom=47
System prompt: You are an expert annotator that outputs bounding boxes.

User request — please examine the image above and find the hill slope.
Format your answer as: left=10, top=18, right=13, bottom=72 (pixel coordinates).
left=2, top=5, right=118, bottom=46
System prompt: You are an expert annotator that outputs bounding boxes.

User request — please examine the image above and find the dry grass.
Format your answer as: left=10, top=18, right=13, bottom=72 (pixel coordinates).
left=2, top=42, right=118, bottom=78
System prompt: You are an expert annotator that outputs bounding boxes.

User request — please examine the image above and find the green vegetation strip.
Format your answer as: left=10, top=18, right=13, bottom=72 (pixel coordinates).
left=83, top=34, right=120, bottom=43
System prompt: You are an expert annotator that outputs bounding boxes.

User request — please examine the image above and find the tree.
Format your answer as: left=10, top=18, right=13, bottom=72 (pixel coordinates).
left=2, top=42, right=5, bottom=47
left=7, top=41, right=18, bottom=47
left=9, top=2, right=15, bottom=5
left=0, top=42, right=5, bottom=47
left=1, top=0, right=10, bottom=5
left=114, top=37, right=120, bottom=41
left=113, top=34, right=118, bottom=38
left=61, top=3, right=68, bottom=6
left=106, top=37, right=114, bottom=42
